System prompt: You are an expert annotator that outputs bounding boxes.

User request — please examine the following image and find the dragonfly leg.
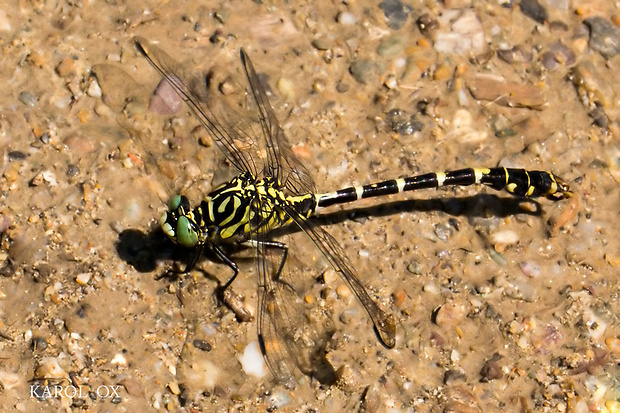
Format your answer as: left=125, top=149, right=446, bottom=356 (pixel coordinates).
left=212, top=243, right=240, bottom=291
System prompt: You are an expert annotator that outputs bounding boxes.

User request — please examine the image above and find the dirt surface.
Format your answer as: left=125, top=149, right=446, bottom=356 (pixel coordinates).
left=0, top=0, right=619, bottom=412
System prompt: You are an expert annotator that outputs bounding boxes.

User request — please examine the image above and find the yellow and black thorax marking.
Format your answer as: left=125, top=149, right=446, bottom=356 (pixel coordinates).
left=196, top=172, right=317, bottom=242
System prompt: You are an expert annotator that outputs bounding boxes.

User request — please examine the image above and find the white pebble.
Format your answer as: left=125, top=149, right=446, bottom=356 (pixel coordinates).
left=87, top=78, right=102, bottom=98
left=338, top=12, right=357, bottom=25
left=111, top=353, right=128, bottom=367
left=238, top=341, right=267, bottom=378
left=490, top=229, right=519, bottom=245
left=76, top=273, right=91, bottom=285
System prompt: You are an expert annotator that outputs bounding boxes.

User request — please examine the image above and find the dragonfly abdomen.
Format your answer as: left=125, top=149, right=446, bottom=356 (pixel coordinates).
left=316, top=167, right=571, bottom=210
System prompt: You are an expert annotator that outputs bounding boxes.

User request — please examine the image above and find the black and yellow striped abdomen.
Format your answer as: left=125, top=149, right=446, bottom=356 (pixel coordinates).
left=315, top=167, right=570, bottom=210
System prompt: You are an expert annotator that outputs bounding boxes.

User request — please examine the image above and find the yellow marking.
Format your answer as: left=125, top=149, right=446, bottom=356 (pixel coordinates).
left=396, top=178, right=405, bottom=193
left=355, top=186, right=363, bottom=199
left=506, top=183, right=517, bottom=193
left=525, top=185, right=535, bottom=196
left=218, top=197, right=230, bottom=214
left=548, top=180, right=557, bottom=195
left=436, top=172, right=446, bottom=187
left=207, top=202, right=215, bottom=222
left=502, top=167, right=509, bottom=185
left=220, top=206, right=251, bottom=239
left=162, top=222, right=174, bottom=237
left=525, top=171, right=531, bottom=190
left=219, top=206, right=241, bottom=227
left=473, top=169, right=485, bottom=184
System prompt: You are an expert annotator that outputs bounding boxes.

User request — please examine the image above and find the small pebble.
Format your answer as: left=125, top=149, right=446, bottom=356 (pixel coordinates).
left=55, top=57, right=77, bottom=77
left=434, top=300, right=466, bottom=328
left=193, top=339, right=212, bottom=352
left=149, top=79, right=183, bottom=115
left=519, top=0, right=548, bottom=24
left=8, top=151, right=27, bottom=161
left=18, top=91, right=37, bottom=107
left=276, top=77, right=295, bottom=100
left=238, top=341, right=266, bottom=378
left=435, top=10, right=485, bottom=55
left=76, top=273, right=91, bottom=285
left=337, top=12, right=357, bottom=25
left=490, top=229, right=519, bottom=246
left=349, top=60, right=381, bottom=85
left=336, top=284, right=351, bottom=300
left=379, top=0, right=413, bottom=30
left=585, top=17, right=620, bottom=59
left=377, top=36, right=405, bottom=56
left=87, top=78, right=102, bottom=97
left=111, top=353, right=128, bottom=367
left=168, top=381, right=181, bottom=395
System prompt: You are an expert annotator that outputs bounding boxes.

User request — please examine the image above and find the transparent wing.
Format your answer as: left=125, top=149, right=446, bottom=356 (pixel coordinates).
left=284, top=206, right=397, bottom=349
left=252, top=205, right=337, bottom=384
left=135, top=37, right=260, bottom=177
left=240, top=49, right=316, bottom=195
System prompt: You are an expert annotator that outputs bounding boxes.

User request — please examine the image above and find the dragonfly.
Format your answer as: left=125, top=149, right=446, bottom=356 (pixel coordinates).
left=134, top=37, right=571, bottom=383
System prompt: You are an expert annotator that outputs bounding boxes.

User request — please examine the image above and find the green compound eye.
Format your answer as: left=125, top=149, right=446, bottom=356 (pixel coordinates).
left=176, top=215, right=198, bottom=247
left=168, top=195, right=182, bottom=211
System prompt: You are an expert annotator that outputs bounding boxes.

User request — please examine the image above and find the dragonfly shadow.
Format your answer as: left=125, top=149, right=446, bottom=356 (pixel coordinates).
left=312, top=193, right=545, bottom=228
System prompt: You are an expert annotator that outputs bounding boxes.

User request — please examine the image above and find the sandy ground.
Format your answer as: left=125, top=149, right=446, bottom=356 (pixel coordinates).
left=0, top=0, right=618, bottom=412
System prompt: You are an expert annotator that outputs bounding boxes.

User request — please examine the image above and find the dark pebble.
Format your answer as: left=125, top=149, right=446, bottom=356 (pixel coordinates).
left=0, top=262, right=15, bottom=277
left=379, top=0, right=413, bottom=30
left=336, top=82, right=350, bottom=93
left=349, top=60, right=380, bottom=85
left=480, top=353, right=503, bottom=382
left=590, top=106, right=609, bottom=128
left=66, top=164, right=80, bottom=178
left=8, top=151, right=27, bottom=161
left=386, top=109, right=423, bottom=135
left=584, top=17, right=620, bottom=59
left=497, top=45, right=532, bottom=64
left=519, top=0, right=548, bottom=24
left=443, top=369, right=467, bottom=384
left=193, top=339, right=212, bottom=352
left=311, top=38, right=331, bottom=51
left=31, top=336, right=48, bottom=351
left=416, top=13, right=439, bottom=35
left=541, top=42, right=576, bottom=71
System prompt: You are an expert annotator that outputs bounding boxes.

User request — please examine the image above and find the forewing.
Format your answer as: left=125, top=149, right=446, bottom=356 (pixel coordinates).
left=240, top=49, right=316, bottom=195
left=135, top=37, right=260, bottom=177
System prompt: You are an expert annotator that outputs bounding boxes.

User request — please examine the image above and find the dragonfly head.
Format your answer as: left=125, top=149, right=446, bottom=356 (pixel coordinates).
left=161, top=195, right=200, bottom=247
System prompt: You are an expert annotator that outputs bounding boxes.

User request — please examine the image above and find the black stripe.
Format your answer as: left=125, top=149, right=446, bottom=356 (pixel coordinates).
left=318, top=188, right=358, bottom=208
left=402, top=173, right=441, bottom=191
left=361, top=180, right=400, bottom=198
left=443, top=168, right=478, bottom=186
